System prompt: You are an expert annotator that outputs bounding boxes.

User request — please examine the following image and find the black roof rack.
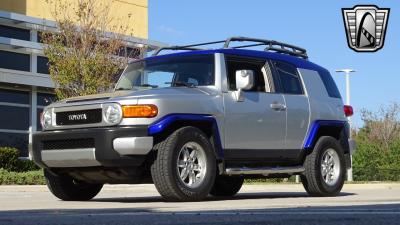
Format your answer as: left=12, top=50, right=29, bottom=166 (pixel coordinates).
left=152, top=36, right=308, bottom=59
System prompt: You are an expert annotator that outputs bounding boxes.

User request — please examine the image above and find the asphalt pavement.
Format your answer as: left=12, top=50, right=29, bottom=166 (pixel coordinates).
left=0, top=183, right=399, bottom=225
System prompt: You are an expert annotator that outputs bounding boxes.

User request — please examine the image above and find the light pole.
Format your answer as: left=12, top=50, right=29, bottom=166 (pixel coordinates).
left=335, top=69, right=356, bottom=182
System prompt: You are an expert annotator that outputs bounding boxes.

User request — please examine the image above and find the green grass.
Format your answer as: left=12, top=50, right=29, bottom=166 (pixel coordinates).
left=244, top=177, right=298, bottom=185
left=0, top=169, right=45, bottom=185
left=1, top=170, right=399, bottom=186
left=244, top=178, right=400, bottom=185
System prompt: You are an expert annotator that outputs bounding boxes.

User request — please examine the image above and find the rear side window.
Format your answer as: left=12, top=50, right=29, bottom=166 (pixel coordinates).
left=273, top=61, right=303, bottom=95
left=318, top=70, right=341, bottom=98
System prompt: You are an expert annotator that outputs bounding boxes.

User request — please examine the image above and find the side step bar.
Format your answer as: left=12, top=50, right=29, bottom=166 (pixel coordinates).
left=224, top=166, right=305, bottom=175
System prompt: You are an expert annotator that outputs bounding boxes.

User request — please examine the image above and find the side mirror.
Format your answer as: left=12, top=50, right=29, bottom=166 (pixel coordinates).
left=234, top=70, right=254, bottom=101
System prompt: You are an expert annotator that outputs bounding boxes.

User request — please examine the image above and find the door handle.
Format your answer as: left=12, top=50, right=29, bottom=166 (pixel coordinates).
left=270, top=102, right=286, bottom=111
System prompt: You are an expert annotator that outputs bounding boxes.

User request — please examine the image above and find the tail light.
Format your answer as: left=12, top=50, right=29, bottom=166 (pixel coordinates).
left=344, top=105, right=353, bottom=117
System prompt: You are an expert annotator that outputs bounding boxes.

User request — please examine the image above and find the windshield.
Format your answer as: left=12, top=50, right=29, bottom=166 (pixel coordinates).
left=115, top=54, right=215, bottom=90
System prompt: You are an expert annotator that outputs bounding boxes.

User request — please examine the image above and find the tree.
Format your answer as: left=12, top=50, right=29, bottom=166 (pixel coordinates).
left=352, top=102, right=400, bottom=181
left=41, top=0, right=135, bottom=99
left=360, top=102, right=400, bottom=150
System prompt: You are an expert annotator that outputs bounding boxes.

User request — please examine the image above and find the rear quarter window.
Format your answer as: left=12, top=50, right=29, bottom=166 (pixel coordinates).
left=318, top=70, right=341, bottom=98
left=272, top=61, right=303, bottom=95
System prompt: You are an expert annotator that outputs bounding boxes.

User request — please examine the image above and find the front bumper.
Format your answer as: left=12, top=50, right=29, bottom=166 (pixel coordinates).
left=32, top=126, right=153, bottom=168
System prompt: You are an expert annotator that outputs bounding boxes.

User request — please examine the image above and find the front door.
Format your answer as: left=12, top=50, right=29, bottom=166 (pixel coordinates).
left=223, top=56, right=287, bottom=155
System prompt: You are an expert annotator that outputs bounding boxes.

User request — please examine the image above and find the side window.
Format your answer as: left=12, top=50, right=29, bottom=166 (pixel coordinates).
left=273, top=61, right=303, bottom=95
left=226, top=56, right=268, bottom=92
left=318, top=70, right=342, bottom=98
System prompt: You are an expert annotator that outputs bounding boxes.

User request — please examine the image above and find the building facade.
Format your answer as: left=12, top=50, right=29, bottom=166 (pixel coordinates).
left=0, top=0, right=164, bottom=157
left=0, top=0, right=149, bottom=38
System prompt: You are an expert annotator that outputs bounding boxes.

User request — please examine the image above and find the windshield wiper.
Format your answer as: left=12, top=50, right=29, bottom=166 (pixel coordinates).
left=115, top=87, right=131, bottom=91
left=140, top=84, right=159, bottom=88
left=116, top=84, right=158, bottom=91
left=166, top=81, right=196, bottom=88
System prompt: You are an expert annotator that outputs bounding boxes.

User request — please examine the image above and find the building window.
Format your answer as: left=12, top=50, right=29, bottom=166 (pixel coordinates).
left=0, top=89, right=30, bottom=104
left=0, top=132, right=29, bottom=157
left=37, top=56, right=50, bottom=74
left=37, top=31, right=43, bottom=43
left=37, top=109, right=42, bottom=131
left=37, top=92, right=56, bottom=106
left=117, top=46, right=141, bottom=59
left=0, top=105, right=30, bottom=130
left=0, top=50, right=30, bottom=72
left=0, top=89, right=30, bottom=156
left=126, top=47, right=141, bottom=58
left=0, top=25, right=30, bottom=41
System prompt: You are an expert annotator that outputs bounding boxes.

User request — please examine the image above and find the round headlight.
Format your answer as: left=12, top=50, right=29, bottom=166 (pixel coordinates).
left=103, top=104, right=122, bottom=124
left=41, top=109, right=52, bottom=129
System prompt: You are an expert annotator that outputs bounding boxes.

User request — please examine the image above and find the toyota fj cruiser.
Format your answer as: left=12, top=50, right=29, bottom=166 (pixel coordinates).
left=32, top=37, right=354, bottom=202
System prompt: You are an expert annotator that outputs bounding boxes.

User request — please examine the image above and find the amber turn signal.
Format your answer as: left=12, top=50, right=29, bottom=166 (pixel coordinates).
left=122, top=105, right=158, bottom=118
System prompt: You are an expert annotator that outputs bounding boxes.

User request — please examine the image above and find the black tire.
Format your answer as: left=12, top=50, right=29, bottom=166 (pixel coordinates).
left=210, top=176, right=244, bottom=197
left=150, top=126, right=217, bottom=201
left=44, top=170, right=103, bottom=201
left=301, top=136, right=346, bottom=197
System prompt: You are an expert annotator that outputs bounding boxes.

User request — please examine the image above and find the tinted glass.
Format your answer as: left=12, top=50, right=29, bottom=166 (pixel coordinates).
left=37, top=56, right=50, bottom=74
left=319, top=70, right=341, bottom=98
left=37, top=31, right=43, bottom=43
left=0, top=89, right=29, bottom=104
left=0, top=106, right=29, bottom=130
left=0, top=132, right=29, bottom=157
left=226, top=56, right=267, bottom=92
left=117, top=47, right=140, bottom=59
left=0, top=25, right=30, bottom=41
left=127, top=47, right=140, bottom=58
left=273, top=61, right=303, bottom=94
left=0, top=50, right=30, bottom=71
left=37, top=93, right=56, bottom=106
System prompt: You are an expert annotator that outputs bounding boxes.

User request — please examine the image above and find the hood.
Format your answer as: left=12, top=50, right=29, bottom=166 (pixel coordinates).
left=116, top=87, right=215, bottom=99
left=51, top=87, right=216, bottom=107
left=60, top=91, right=131, bottom=103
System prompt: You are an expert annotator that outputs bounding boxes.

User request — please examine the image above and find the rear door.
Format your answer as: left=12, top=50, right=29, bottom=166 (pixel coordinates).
left=270, top=60, right=310, bottom=150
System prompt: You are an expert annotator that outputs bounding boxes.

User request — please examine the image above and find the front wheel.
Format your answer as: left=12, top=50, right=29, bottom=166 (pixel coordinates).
left=44, top=170, right=103, bottom=201
left=151, top=126, right=217, bottom=201
left=301, top=136, right=346, bottom=197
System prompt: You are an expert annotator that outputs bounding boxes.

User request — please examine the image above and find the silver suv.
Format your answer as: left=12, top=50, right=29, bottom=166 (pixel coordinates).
left=32, top=37, right=354, bottom=202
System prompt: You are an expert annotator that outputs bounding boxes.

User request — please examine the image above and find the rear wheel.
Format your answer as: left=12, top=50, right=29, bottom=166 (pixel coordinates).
left=151, top=127, right=216, bottom=201
left=44, top=170, right=103, bottom=201
left=302, top=136, right=346, bottom=197
left=210, top=176, right=244, bottom=197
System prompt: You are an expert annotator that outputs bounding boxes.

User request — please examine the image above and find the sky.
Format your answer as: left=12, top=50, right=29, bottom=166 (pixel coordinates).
left=148, top=0, right=400, bottom=128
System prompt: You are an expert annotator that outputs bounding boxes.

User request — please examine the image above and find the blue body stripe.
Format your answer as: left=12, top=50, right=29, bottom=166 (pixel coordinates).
left=303, top=120, right=346, bottom=149
left=150, top=116, right=345, bottom=156
left=148, top=114, right=224, bottom=158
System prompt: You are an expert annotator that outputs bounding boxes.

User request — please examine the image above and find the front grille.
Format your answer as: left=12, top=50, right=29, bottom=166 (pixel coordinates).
left=43, top=138, right=95, bottom=150
left=56, top=108, right=102, bottom=126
